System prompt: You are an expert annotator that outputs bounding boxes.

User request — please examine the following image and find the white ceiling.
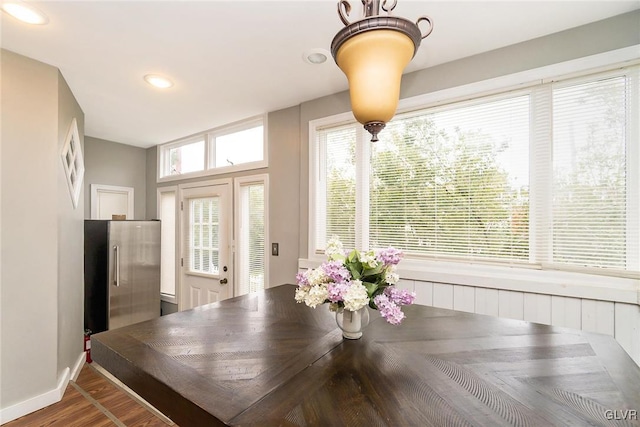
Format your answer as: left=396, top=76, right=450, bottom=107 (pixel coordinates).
left=2, top=1, right=638, bottom=148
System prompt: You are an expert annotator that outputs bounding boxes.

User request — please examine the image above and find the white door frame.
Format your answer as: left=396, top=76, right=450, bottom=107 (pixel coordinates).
left=177, top=178, right=234, bottom=311
left=90, top=184, right=134, bottom=219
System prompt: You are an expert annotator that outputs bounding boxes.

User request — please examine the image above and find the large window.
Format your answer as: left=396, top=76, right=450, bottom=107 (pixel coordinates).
left=157, top=116, right=267, bottom=181
left=312, top=65, right=639, bottom=277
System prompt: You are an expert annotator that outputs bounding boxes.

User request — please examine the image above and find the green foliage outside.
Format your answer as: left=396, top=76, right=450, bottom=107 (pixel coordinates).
left=370, top=117, right=529, bottom=260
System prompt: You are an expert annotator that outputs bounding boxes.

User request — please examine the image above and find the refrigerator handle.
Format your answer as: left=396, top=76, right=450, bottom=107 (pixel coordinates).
left=113, top=245, right=120, bottom=287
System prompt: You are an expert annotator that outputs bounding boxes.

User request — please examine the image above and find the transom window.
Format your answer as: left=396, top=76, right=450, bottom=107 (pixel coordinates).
left=311, top=65, right=640, bottom=278
left=158, top=116, right=267, bottom=181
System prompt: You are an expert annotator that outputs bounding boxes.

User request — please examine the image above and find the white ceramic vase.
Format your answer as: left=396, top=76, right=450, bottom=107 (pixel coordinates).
left=336, top=306, right=370, bottom=339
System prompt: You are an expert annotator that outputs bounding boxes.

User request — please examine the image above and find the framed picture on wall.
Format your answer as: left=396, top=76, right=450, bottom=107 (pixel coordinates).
left=61, top=117, right=84, bottom=208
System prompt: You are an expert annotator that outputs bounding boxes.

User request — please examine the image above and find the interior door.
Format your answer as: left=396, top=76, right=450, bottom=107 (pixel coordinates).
left=179, top=183, right=232, bottom=310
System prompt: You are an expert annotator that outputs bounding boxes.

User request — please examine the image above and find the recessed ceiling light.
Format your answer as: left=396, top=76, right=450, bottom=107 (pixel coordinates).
left=144, top=74, right=174, bottom=89
left=1, top=1, right=49, bottom=25
left=303, top=48, right=330, bottom=65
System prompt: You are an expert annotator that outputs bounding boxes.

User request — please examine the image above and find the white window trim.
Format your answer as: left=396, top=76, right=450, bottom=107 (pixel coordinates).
left=157, top=135, right=206, bottom=181
left=306, top=46, right=640, bottom=305
left=157, top=115, right=268, bottom=183
left=234, top=173, right=270, bottom=291
left=158, top=185, right=178, bottom=304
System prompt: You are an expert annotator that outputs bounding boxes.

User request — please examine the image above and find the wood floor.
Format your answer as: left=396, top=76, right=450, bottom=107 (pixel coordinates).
left=5, top=363, right=177, bottom=427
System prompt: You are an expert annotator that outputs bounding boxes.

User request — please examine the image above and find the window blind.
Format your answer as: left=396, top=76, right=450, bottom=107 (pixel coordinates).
left=551, top=75, right=628, bottom=269
left=317, top=125, right=357, bottom=251
left=188, top=197, right=220, bottom=275
left=369, top=94, right=530, bottom=261
left=314, top=64, right=639, bottom=277
left=159, top=191, right=176, bottom=296
left=238, top=184, right=265, bottom=294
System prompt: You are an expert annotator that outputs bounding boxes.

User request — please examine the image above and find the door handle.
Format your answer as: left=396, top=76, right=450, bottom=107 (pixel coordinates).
left=220, top=278, right=228, bottom=285
left=113, top=245, right=120, bottom=287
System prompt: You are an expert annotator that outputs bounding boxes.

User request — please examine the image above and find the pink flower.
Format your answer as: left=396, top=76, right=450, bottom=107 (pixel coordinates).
left=376, top=247, right=403, bottom=266
left=321, top=261, right=351, bottom=283
left=296, top=272, right=308, bottom=287
left=373, top=293, right=406, bottom=325
left=384, top=286, right=415, bottom=306
left=327, top=282, right=349, bottom=303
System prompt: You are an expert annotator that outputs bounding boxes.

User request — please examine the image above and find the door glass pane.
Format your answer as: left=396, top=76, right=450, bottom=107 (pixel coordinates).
left=238, top=183, right=265, bottom=296
left=189, top=196, right=220, bottom=275
left=159, top=191, right=176, bottom=296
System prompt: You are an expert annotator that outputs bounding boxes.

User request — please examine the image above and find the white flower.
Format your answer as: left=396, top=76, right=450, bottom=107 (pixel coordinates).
left=305, top=284, right=329, bottom=308
left=295, top=287, right=309, bottom=303
left=325, top=236, right=345, bottom=261
left=343, top=280, right=369, bottom=311
left=385, top=272, right=400, bottom=285
left=305, top=267, right=328, bottom=287
left=360, top=251, right=379, bottom=268
left=385, top=265, right=399, bottom=285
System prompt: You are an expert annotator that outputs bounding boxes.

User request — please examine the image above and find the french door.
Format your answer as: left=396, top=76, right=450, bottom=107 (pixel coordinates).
left=179, top=181, right=232, bottom=310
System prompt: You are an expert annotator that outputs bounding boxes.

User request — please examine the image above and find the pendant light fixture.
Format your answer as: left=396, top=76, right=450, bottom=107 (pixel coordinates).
left=331, top=0, right=433, bottom=141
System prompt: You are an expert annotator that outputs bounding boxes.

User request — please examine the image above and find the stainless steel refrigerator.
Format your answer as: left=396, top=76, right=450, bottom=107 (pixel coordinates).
left=84, top=220, right=161, bottom=333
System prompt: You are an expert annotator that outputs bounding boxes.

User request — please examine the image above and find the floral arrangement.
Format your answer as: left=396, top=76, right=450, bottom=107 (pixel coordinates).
left=295, top=236, right=415, bottom=325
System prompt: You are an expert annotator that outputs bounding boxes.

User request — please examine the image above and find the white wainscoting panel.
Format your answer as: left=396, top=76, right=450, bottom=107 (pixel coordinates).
left=614, top=303, right=640, bottom=366
left=498, top=290, right=524, bottom=320
left=581, top=299, right=615, bottom=336
left=550, top=296, right=582, bottom=330
left=523, top=293, right=552, bottom=325
left=397, top=279, right=414, bottom=293
left=433, top=283, right=454, bottom=309
left=407, top=278, right=638, bottom=367
left=475, top=288, right=500, bottom=316
left=453, top=285, right=475, bottom=313
left=413, top=281, right=433, bottom=306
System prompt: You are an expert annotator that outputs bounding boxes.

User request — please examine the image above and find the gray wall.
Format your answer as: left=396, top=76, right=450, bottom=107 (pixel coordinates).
left=84, top=137, right=147, bottom=220
left=1, top=49, right=85, bottom=408
left=267, top=106, right=301, bottom=286
left=56, top=72, right=85, bottom=380
left=297, top=10, right=640, bottom=259
left=145, top=146, right=158, bottom=219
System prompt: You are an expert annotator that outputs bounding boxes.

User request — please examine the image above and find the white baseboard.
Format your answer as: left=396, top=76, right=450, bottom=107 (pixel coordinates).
left=71, top=352, right=85, bottom=382
left=0, top=351, right=84, bottom=425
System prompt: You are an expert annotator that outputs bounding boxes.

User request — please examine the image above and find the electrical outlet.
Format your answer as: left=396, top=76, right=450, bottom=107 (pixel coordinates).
left=271, top=243, right=279, bottom=256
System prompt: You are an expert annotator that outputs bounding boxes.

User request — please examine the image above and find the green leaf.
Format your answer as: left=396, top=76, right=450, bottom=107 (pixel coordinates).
left=361, top=264, right=383, bottom=278
left=347, top=262, right=361, bottom=280
left=362, top=281, right=378, bottom=297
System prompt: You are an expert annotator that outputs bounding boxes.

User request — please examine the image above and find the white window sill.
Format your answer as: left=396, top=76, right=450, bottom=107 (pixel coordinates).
left=298, top=257, right=640, bottom=306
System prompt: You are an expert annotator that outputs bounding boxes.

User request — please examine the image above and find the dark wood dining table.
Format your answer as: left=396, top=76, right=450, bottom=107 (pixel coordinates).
left=92, top=284, right=640, bottom=426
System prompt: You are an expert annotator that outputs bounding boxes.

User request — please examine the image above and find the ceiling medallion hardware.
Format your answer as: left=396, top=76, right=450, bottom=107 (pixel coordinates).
left=331, top=0, right=433, bottom=142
